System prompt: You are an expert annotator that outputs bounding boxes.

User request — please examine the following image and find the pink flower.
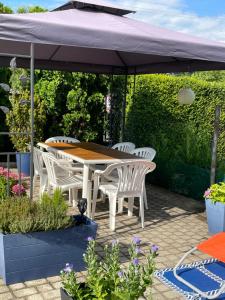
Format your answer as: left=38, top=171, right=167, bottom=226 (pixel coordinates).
left=204, top=189, right=211, bottom=198
left=8, top=172, right=19, bottom=180
left=12, top=184, right=26, bottom=196
left=0, top=167, right=4, bottom=175
left=3, top=169, right=9, bottom=177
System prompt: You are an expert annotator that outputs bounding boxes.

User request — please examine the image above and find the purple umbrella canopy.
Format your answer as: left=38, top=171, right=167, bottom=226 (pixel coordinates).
left=0, top=0, right=225, bottom=74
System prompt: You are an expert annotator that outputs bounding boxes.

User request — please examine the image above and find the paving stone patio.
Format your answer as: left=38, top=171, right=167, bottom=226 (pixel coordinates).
left=0, top=184, right=209, bottom=300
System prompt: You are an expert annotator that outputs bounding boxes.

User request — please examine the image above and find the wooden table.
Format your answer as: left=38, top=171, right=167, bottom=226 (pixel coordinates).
left=38, top=142, right=139, bottom=215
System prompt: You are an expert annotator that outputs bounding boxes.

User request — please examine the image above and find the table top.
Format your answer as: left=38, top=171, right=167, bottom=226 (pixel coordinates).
left=38, top=142, right=139, bottom=164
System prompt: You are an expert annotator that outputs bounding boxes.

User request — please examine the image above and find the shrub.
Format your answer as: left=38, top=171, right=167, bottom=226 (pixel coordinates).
left=0, top=189, right=73, bottom=234
left=36, top=71, right=109, bottom=143
left=126, top=74, right=225, bottom=199
left=61, top=237, right=158, bottom=300
left=204, top=182, right=225, bottom=204
left=0, top=167, right=26, bottom=199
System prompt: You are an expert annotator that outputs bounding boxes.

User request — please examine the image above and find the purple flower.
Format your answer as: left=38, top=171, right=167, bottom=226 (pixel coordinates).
left=112, top=239, right=118, bottom=246
left=87, top=236, right=94, bottom=242
left=135, top=247, right=143, bottom=254
left=118, top=271, right=124, bottom=278
left=132, top=237, right=141, bottom=245
left=151, top=245, right=159, bottom=253
left=63, top=263, right=73, bottom=273
left=132, top=258, right=139, bottom=266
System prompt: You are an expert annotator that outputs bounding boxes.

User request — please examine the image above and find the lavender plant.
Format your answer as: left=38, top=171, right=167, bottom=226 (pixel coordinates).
left=61, top=237, right=158, bottom=300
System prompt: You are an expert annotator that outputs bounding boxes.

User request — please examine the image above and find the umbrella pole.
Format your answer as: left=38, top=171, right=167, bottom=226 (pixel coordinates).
left=30, top=43, right=34, bottom=200
left=121, top=74, right=127, bottom=142
left=210, top=105, right=221, bottom=185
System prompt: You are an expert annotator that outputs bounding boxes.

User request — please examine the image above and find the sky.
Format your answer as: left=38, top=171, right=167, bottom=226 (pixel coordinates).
left=2, top=0, right=225, bottom=42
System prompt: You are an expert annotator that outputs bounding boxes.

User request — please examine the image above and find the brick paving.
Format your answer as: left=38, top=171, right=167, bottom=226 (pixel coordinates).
left=0, top=184, right=209, bottom=299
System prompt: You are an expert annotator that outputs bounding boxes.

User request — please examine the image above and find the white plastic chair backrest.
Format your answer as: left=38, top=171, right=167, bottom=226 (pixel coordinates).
left=112, top=142, right=135, bottom=153
left=45, top=136, right=80, bottom=144
left=131, top=147, right=156, bottom=161
left=45, top=136, right=80, bottom=160
left=33, top=147, right=44, bottom=176
left=101, top=160, right=156, bottom=197
left=42, top=152, right=60, bottom=185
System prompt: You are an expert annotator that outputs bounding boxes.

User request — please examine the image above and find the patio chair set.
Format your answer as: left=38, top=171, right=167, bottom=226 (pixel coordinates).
left=34, top=136, right=156, bottom=231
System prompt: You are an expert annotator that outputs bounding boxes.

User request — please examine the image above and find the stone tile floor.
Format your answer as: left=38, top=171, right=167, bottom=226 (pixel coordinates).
left=0, top=184, right=209, bottom=300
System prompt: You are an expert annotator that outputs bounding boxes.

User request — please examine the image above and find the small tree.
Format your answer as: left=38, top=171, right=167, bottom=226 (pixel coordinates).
left=6, top=70, right=46, bottom=152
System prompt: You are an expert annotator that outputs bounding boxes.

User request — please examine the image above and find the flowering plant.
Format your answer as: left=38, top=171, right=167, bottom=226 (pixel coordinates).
left=0, top=167, right=26, bottom=199
left=61, top=237, right=158, bottom=300
left=204, top=182, right=225, bottom=204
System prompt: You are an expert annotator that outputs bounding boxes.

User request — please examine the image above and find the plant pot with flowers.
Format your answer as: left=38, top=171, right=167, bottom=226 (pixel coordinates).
left=0, top=190, right=97, bottom=285
left=204, top=182, right=225, bottom=234
left=60, top=237, right=159, bottom=300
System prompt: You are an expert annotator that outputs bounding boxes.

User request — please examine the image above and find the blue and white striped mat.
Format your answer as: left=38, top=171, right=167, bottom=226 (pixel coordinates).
left=155, top=258, right=225, bottom=299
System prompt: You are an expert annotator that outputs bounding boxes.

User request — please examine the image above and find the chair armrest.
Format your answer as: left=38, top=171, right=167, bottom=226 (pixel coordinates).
left=56, top=160, right=83, bottom=172
left=94, top=170, right=105, bottom=177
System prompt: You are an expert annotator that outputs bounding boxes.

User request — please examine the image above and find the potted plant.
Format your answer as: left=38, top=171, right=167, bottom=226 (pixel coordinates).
left=3, top=68, right=46, bottom=176
left=0, top=190, right=97, bottom=284
left=60, top=237, right=158, bottom=300
left=5, top=88, right=46, bottom=176
left=204, top=182, right=225, bottom=234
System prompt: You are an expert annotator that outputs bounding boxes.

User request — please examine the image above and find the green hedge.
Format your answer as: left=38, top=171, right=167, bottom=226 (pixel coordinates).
left=126, top=74, right=225, bottom=199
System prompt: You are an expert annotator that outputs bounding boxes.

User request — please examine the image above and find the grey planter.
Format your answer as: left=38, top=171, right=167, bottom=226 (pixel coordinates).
left=205, top=199, right=225, bottom=234
left=0, top=216, right=97, bottom=285
left=61, top=288, right=73, bottom=300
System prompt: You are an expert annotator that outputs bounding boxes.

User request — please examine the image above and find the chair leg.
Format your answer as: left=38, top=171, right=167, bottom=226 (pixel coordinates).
left=69, top=189, right=72, bottom=205
left=47, top=184, right=52, bottom=194
left=101, top=191, right=106, bottom=203
left=118, top=197, right=124, bottom=213
left=92, top=178, right=98, bottom=219
left=72, top=189, right=78, bottom=207
left=40, top=175, right=47, bottom=195
left=33, top=174, right=38, bottom=188
left=109, top=195, right=117, bottom=231
left=128, top=197, right=134, bottom=217
left=139, top=195, right=145, bottom=228
left=144, top=185, right=148, bottom=209
left=87, top=180, right=92, bottom=218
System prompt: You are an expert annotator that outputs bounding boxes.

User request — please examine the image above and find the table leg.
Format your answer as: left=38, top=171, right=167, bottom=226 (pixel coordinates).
left=82, top=164, right=89, bottom=198
left=82, top=164, right=92, bottom=217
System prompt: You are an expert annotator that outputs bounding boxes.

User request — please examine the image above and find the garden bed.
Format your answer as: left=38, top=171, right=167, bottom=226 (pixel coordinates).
left=0, top=216, right=97, bottom=285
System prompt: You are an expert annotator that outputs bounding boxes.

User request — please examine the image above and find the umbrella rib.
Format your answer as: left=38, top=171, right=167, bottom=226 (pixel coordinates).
left=49, top=45, right=61, bottom=60
left=115, top=51, right=127, bottom=67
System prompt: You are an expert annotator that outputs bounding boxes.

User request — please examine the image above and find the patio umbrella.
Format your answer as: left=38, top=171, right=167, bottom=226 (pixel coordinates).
left=1, top=0, right=225, bottom=198
left=0, top=0, right=225, bottom=74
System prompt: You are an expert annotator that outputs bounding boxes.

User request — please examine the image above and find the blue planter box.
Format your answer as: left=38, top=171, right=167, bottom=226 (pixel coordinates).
left=16, top=152, right=31, bottom=177
left=0, top=216, right=97, bottom=285
left=205, top=199, right=225, bottom=234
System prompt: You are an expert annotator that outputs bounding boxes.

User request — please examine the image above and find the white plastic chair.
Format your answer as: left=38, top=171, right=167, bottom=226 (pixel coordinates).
left=45, top=136, right=83, bottom=173
left=92, top=160, right=156, bottom=231
left=130, top=147, right=156, bottom=161
left=112, top=142, right=135, bottom=153
left=45, top=136, right=80, bottom=144
left=130, top=147, right=156, bottom=209
left=33, top=147, right=48, bottom=195
left=42, top=152, right=84, bottom=207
